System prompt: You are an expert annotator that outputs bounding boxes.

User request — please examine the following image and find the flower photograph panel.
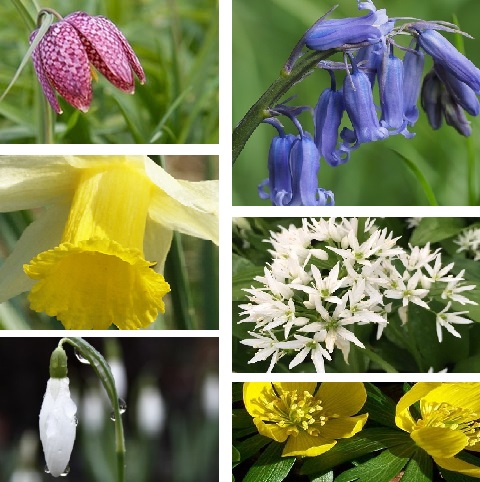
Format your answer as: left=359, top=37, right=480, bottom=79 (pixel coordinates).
left=232, top=217, right=480, bottom=373
left=233, top=0, right=480, bottom=206
left=0, top=0, right=218, bottom=144
left=233, top=381, right=480, bottom=482
left=0, top=155, right=219, bottom=330
left=0, top=336, right=218, bottom=482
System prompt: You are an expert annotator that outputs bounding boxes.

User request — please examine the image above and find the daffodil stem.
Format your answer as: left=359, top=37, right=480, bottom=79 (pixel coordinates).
left=59, top=337, right=126, bottom=482
left=361, top=347, right=398, bottom=373
left=232, top=49, right=335, bottom=164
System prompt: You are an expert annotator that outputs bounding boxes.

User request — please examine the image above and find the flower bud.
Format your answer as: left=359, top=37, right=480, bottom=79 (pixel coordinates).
left=421, top=70, right=443, bottom=130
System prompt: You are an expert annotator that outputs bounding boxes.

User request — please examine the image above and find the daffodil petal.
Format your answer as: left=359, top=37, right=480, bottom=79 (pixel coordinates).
left=253, top=418, right=289, bottom=443
left=0, top=204, right=68, bottom=302
left=243, top=383, right=277, bottom=418
left=0, top=156, right=78, bottom=211
left=282, top=431, right=336, bottom=457
left=144, top=159, right=219, bottom=244
left=434, top=455, right=480, bottom=477
left=321, top=413, right=368, bottom=439
left=411, top=426, right=468, bottom=458
left=144, top=217, right=173, bottom=274
left=423, top=383, right=480, bottom=413
left=317, top=382, right=367, bottom=416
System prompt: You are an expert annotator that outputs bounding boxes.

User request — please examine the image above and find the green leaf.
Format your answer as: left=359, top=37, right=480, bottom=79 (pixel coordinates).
left=410, top=218, right=465, bottom=246
left=243, top=441, right=295, bottom=482
left=301, top=428, right=410, bottom=475
left=334, top=444, right=415, bottom=482
left=236, top=434, right=272, bottom=461
left=311, top=472, right=334, bottom=482
left=233, top=382, right=243, bottom=403
left=232, top=253, right=256, bottom=275
left=233, top=445, right=241, bottom=464
left=232, top=266, right=264, bottom=301
left=362, top=383, right=398, bottom=428
left=401, top=448, right=433, bottom=482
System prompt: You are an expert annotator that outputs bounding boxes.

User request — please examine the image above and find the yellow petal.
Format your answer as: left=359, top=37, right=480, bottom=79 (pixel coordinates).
left=273, top=382, right=318, bottom=395
left=316, top=382, right=366, bottom=416
left=434, top=456, right=480, bottom=477
left=282, top=431, right=337, bottom=457
left=411, top=426, right=468, bottom=458
left=320, top=413, right=368, bottom=439
left=423, top=383, right=480, bottom=413
left=243, top=383, right=277, bottom=418
left=25, top=238, right=170, bottom=330
left=253, top=418, right=289, bottom=443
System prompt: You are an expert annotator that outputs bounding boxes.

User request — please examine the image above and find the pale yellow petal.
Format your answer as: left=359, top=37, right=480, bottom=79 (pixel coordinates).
left=144, top=218, right=173, bottom=274
left=0, top=156, right=77, bottom=211
left=317, top=382, right=366, bottom=416
left=0, top=204, right=69, bottom=302
left=434, top=456, right=480, bottom=477
left=411, top=426, right=468, bottom=458
left=283, top=432, right=336, bottom=457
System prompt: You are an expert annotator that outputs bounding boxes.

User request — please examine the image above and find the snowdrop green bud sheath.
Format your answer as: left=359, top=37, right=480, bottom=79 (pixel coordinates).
left=39, top=347, right=77, bottom=477
left=0, top=156, right=219, bottom=329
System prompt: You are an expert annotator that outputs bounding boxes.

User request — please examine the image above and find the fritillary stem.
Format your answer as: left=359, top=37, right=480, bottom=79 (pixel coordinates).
left=37, top=7, right=62, bottom=26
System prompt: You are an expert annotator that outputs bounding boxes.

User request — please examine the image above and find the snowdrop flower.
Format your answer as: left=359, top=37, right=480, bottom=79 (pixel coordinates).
left=136, top=382, right=165, bottom=436
left=39, top=347, right=77, bottom=478
left=0, top=156, right=218, bottom=329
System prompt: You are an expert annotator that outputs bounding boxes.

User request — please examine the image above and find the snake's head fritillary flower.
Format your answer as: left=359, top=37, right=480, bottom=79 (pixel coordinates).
left=39, top=347, right=77, bottom=478
left=243, top=382, right=368, bottom=457
left=30, top=10, right=146, bottom=114
left=396, top=382, right=480, bottom=477
left=0, top=156, right=218, bottom=330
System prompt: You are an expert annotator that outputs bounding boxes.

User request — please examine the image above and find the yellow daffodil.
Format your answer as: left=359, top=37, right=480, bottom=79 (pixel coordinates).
left=243, top=382, right=368, bottom=457
left=396, top=382, right=480, bottom=477
left=0, top=156, right=218, bottom=330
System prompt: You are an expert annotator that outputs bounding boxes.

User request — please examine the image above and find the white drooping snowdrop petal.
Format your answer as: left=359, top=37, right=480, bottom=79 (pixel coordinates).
left=39, top=378, right=77, bottom=477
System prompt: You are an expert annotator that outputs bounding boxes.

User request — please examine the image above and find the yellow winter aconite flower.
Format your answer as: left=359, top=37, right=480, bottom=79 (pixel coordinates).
left=243, top=382, right=368, bottom=457
left=0, top=156, right=218, bottom=330
left=396, top=382, right=480, bottom=477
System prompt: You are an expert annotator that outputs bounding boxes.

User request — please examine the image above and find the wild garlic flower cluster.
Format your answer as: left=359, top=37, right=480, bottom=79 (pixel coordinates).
left=455, top=227, right=480, bottom=261
left=239, top=218, right=477, bottom=373
left=259, top=0, right=480, bottom=205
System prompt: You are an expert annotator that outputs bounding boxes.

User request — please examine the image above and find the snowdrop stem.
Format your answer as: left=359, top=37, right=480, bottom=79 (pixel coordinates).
left=59, top=337, right=126, bottom=482
left=232, top=49, right=335, bottom=164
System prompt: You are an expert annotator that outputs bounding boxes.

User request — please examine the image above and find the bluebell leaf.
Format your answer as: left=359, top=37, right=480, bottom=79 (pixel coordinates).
left=417, top=29, right=480, bottom=93
left=441, top=88, right=472, bottom=136
left=314, top=73, right=349, bottom=167
left=341, top=58, right=389, bottom=151
left=421, top=70, right=443, bottom=130
left=402, top=45, right=425, bottom=125
left=289, top=133, right=323, bottom=206
left=435, top=63, right=480, bottom=116
left=304, top=9, right=392, bottom=51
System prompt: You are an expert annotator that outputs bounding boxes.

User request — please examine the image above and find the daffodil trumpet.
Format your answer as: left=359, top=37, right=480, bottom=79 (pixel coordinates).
left=0, top=156, right=218, bottom=330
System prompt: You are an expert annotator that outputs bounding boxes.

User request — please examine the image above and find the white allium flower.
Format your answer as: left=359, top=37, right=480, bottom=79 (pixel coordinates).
left=435, top=302, right=473, bottom=342
left=455, top=228, right=480, bottom=259
left=406, top=217, right=422, bottom=229
left=39, top=378, right=77, bottom=477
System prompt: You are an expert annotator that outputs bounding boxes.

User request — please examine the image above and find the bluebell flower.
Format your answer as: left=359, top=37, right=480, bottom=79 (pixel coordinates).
left=341, top=56, right=389, bottom=151
left=314, top=71, right=349, bottom=166
left=258, top=119, right=295, bottom=206
left=421, top=70, right=443, bottom=130
left=402, top=44, right=425, bottom=125
left=441, top=88, right=472, bottom=136
left=289, top=133, right=334, bottom=206
left=435, top=63, right=480, bottom=116
left=304, top=8, right=393, bottom=51
left=355, top=42, right=384, bottom=86
left=416, top=29, right=480, bottom=94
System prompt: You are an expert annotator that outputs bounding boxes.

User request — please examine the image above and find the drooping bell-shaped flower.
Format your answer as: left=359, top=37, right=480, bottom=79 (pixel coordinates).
left=30, top=11, right=146, bottom=114
left=304, top=7, right=393, bottom=51
left=258, top=119, right=296, bottom=206
left=416, top=29, right=480, bottom=94
left=314, top=71, right=349, bottom=167
left=354, top=41, right=383, bottom=86
left=421, top=69, right=443, bottom=130
left=341, top=56, right=389, bottom=151
left=402, top=43, right=425, bottom=125
left=441, top=88, right=472, bottom=136
left=39, top=347, right=77, bottom=478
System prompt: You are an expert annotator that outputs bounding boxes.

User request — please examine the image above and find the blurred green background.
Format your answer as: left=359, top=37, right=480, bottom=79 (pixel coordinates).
left=0, top=337, right=218, bottom=482
left=0, top=0, right=218, bottom=143
left=232, top=0, right=480, bottom=205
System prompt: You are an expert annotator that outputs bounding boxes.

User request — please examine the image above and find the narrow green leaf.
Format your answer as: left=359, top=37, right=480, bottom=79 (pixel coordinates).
left=334, top=444, right=415, bottom=482
left=10, top=0, right=37, bottom=30
left=232, top=267, right=264, bottom=301
left=311, top=472, right=334, bottom=482
left=243, top=442, right=295, bottom=482
left=391, top=150, right=438, bottom=206
left=401, top=448, right=433, bottom=482
left=233, top=445, right=241, bottom=464
left=362, top=383, right=398, bottom=428
left=410, top=218, right=466, bottom=246
left=236, top=434, right=272, bottom=462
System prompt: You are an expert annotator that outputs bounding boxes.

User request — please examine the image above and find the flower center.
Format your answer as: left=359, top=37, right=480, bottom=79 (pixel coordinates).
left=24, top=162, right=170, bottom=330
left=417, top=401, right=480, bottom=447
left=262, top=388, right=327, bottom=437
